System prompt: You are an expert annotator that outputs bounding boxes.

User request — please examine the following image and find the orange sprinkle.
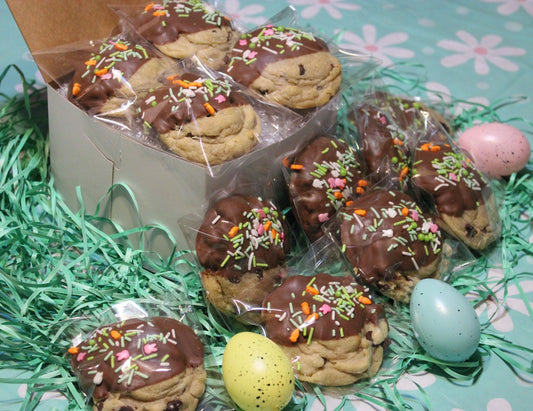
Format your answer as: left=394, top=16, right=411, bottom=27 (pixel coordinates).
left=420, top=143, right=431, bottom=151
left=354, top=209, right=367, bottom=216
left=345, top=200, right=354, bottom=207
left=263, top=221, right=272, bottom=232
left=355, top=186, right=365, bottom=195
left=305, top=286, right=319, bottom=296
left=72, top=82, right=81, bottom=96
left=357, top=179, right=368, bottom=187
left=144, top=2, right=155, bottom=11
left=358, top=295, right=372, bottom=305
left=289, top=328, right=300, bottom=343
left=290, top=164, right=303, bottom=170
left=187, top=81, right=202, bottom=88
left=393, top=138, right=404, bottom=146
left=67, top=347, right=79, bottom=355
left=85, top=59, right=97, bottom=66
left=203, top=102, right=216, bottom=115
left=114, top=43, right=128, bottom=51
left=301, top=301, right=310, bottom=315
left=172, top=79, right=190, bottom=88
left=305, top=313, right=319, bottom=323
left=166, top=74, right=178, bottom=82
left=110, top=330, right=122, bottom=340
left=333, top=191, right=343, bottom=200
left=94, top=68, right=108, bottom=76
left=228, top=226, right=239, bottom=238
left=401, top=207, right=409, bottom=216
left=153, top=10, right=166, bottom=16
left=399, top=166, right=409, bottom=180
left=430, top=144, right=441, bottom=152
left=271, top=228, right=278, bottom=240
left=282, top=157, right=290, bottom=168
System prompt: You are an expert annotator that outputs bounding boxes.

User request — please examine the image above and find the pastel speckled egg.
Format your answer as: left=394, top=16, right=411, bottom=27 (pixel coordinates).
left=410, top=279, right=481, bottom=362
left=458, top=122, right=530, bottom=178
left=222, top=332, right=295, bottom=410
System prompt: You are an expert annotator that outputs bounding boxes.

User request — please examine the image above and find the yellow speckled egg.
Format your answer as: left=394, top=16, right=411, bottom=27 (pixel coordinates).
left=222, top=332, right=295, bottom=411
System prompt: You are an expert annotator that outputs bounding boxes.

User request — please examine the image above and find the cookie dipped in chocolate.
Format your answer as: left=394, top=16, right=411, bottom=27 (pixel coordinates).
left=262, top=273, right=385, bottom=346
left=139, top=73, right=248, bottom=134
left=68, top=36, right=160, bottom=115
left=287, top=136, right=367, bottom=242
left=133, top=1, right=237, bottom=69
left=225, top=25, right=342, bottom=109
left=68, top=317, right=204, bottom=404
left=339, top=189, right=442, bottom=303
left=411, top=142, right=500, bottom=250
left=196, top=195, right=289, bottom=283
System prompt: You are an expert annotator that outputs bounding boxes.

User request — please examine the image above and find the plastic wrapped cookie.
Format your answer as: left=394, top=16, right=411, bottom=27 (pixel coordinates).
left=130, top=0, right=239, bottom=70
left=262, top=273, right=389, bottom=386
left=195, top=195, right=290, bottom=322
left=68, top=317, right=206, bottom=411
left=68, top=36, right=172, bottom=116
left=225, top=25, right=342, bottom=109
left=337, top=189, right=443, bottom=303
left=138, top=72, right=260, bottom=165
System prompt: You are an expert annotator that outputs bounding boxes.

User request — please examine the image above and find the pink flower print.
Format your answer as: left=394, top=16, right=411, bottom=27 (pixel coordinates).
left=290, top=0, right=361, bottom=19
left=481, top=0, right=533, bottom=16
left=224, top=0, right=266, bottom=27
left=116, top=350, right=130, bottom=361
left=144, top=343, right=158, bottom=355
left=437, top=31, right=525, bottom=75
left=339, top=25, right=414, bottom=67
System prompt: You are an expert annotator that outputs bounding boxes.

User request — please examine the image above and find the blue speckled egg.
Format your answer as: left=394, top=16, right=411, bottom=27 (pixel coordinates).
left=410, top=279, right=481, bottom=362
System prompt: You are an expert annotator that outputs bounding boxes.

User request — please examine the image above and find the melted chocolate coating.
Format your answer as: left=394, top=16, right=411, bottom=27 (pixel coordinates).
left=262, top=273, right=385, bottom=346
left=134, top=1, right=233, bottom=45
left=69, top=317, right=204, bottom=400
left=139, top=73, right=248, bottom=134
left=195, top=195, right=289, bottom=283
left=340, top=190, right=442, bottom=284
left=412, top=143, right=488, bottom=217
left=288, top=136, right=366, bottom=242
left=68, top=37, right=157, bottom=112
left=225, top=25, right=330, bottom=86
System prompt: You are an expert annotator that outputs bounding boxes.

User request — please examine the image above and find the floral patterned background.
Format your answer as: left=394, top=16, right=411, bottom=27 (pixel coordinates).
left=1, top=0, right=532, bottom=410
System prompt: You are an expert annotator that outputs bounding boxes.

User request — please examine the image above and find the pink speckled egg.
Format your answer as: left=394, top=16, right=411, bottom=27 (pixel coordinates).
left=458, top=122, right=530, bottom=178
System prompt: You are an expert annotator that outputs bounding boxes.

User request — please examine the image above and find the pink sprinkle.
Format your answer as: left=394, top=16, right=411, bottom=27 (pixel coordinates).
left=430, top=223, right=439, bottom=233
left=335, top=178, right=345, bottom=189
left=319, top=304, right=332, bottom=314
left=379, top=116, right=387, bottom=125
left=258, top=210, right=266, bottom=219
left=116, top=350, right=130, bottom=361
left=144, top=343, right=158, bottom=355
left=411, top=210, right=419, bottom=221
left=264, top=28, right=274, bottom=36
left=328, top=177, right=336, bottom=188
left=266, top=24, right=274, bottom=28
left=100, top=73, right=112, bottom=80
left=239, top=39, right=247, bottom=46
left=248, top=51, right=258, bottom=59
left=214, top=95, right=226, bottom=103
left=76, top=352, right=86, bottom=362
left=449, top=172, right=457, bottom=181
left=318, top=213, right=329, bottom=223
left=257, top=225, right=265, bottom=236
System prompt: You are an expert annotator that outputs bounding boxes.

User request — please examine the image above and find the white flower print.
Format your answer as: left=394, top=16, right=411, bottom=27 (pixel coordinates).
left=424, top=82, right=490, bottom=118
left=289, top=0, right=361, bottom=19
left=222, top=0, right=266, bottom=27
left=437, top=31, right=526, bottom=75
left=473, top=268, right=533, bottom=332
left=396, top=371, right=437, bottom=391
left=481, top=0, right=533, bottom=16
left=339, top=25, right=414, bottom=67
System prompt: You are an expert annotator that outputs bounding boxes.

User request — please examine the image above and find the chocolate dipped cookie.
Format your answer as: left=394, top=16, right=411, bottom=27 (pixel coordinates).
left=139, top=72, right=260, bottom=165
left=262, top=273, right=388, bottom=386
left=68, top=36, right=171, bottom=116
left=411, top=142, right=500, bottom=250
left=339, top=189, right=443, bottom=303
left=287, top=136, right=367, bottom=242
left=68, top=317, right=206, bottom=411
left=195, top=195, right=289, bottom=321
left=225, top=25, right=342, bottom=109
left=133, top=1, right=238, bottom=70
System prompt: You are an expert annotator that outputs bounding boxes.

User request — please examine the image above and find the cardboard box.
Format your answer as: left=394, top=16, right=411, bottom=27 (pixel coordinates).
left=8, top=0, right=337, bottom=257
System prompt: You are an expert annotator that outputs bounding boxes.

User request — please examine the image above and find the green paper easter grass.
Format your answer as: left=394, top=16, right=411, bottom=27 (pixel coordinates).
left=1, top=64, right=532, bottom=411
